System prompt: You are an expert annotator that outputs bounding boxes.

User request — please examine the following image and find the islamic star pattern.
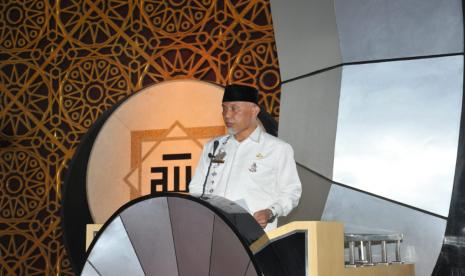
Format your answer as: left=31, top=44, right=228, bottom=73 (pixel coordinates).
left=0, top=0, right=281, bottom=274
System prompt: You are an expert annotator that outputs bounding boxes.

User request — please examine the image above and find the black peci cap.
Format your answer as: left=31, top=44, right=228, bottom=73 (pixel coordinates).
left=222, top=84, right=259, bottom=104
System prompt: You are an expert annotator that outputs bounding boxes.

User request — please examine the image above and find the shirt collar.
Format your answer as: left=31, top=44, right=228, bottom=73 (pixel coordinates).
left=229, top=125, right=263, bottom=144
left=248, top=126, right=262, bottom=143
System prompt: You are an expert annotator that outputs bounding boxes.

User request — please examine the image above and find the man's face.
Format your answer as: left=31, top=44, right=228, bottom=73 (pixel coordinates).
left=222, top=101, right=259, bottom=135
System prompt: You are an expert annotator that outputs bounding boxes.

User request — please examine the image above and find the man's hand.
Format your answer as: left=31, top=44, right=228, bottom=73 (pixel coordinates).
left=253, top=209, right=272, bottom=228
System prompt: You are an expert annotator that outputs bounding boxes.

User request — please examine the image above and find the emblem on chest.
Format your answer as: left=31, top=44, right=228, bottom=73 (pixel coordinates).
left=212, top=149, right=226, bottom=163
left=249, top=162, right=257, bottom=172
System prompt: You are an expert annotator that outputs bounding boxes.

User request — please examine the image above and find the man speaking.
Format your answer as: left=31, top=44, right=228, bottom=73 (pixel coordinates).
left=189, top=84, right=302, bottom=231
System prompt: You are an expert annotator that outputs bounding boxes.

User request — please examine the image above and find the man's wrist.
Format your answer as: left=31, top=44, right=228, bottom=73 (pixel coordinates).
left=267, top=208, right=277, bottom=223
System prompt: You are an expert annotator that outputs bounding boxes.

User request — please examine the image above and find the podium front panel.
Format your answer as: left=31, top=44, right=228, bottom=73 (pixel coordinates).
left=82, top=194, right=264, bottom=276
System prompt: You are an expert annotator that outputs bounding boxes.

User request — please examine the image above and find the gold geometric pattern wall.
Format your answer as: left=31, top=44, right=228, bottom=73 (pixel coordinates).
left=0, top=0, right=281, bottom=274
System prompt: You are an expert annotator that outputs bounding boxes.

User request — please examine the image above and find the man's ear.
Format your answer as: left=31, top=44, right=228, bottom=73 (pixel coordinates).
left=252, top=104, right=260, bottom=117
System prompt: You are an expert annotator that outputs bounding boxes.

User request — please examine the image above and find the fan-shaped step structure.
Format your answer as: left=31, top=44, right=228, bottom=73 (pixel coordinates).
left=81, top=194, right=284, bottom=276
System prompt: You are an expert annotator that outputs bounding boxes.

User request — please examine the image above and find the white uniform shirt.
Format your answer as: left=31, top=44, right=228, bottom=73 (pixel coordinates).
left=189, top=126, right=302, bottom=231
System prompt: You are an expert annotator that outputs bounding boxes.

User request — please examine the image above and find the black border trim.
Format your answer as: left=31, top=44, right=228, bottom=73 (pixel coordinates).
left=282, top=52, right=465, bottom=84
left=432, top=1, right=465, bottom=273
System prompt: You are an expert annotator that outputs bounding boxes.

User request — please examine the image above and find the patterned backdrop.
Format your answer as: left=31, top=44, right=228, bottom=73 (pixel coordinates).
left=0, top=0, right=281, bottom=274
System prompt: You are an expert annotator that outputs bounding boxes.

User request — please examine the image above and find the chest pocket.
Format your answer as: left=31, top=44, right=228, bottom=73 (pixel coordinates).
left=247, top=159, right=276, bottom=194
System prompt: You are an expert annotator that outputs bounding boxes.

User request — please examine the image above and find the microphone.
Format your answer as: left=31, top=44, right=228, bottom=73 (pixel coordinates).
left=200, top=140, right=219, bottom=199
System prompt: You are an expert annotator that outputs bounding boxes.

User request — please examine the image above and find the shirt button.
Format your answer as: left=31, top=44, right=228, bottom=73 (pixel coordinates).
left=209, top=189, right=214, bottom=193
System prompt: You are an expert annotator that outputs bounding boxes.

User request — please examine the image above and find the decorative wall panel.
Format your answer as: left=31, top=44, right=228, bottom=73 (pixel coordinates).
left=335, top=0, right=463, bottom=62
left=0, top=0, right=281, bottom=274
left=279, top=67, right=341, bottom=179
left=270, top=0, right=464, bottom=274
left=333, top=56, right=463, bottom=217
left=269, top=0, right=341, bottom=81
